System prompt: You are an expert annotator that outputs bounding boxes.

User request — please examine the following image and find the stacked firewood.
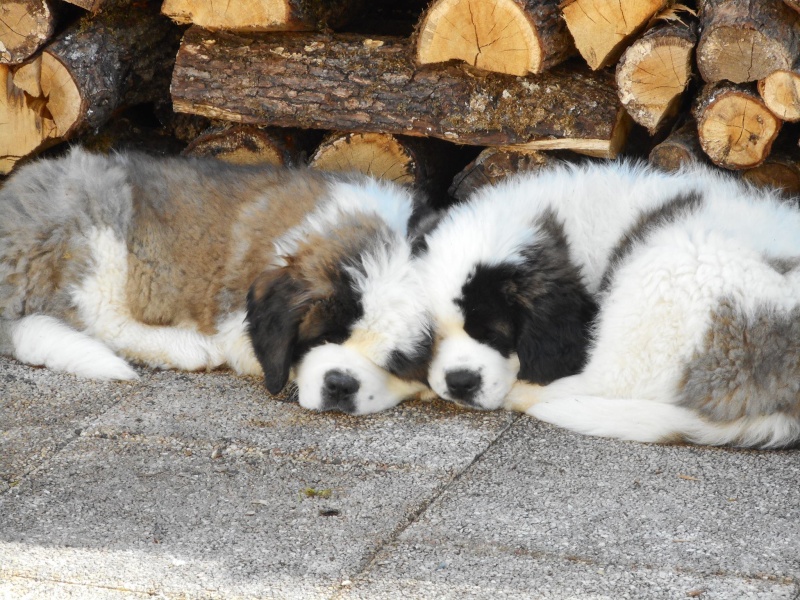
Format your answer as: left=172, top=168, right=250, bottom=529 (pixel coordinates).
left=2, top=0, right=799, bottom=199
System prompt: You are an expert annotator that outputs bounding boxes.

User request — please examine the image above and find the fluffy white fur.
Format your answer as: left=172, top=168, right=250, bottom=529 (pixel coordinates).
left=501, top=161, right=800, bottom=448
left=11, top=315, right=138, bottom=381
left=265, top=177, right=434, bottom=414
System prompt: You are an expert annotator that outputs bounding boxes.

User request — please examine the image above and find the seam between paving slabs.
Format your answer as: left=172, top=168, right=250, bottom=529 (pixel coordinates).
left=0, top=368, right=155, bottom=498
left=328, top=413, right=525, bottom=599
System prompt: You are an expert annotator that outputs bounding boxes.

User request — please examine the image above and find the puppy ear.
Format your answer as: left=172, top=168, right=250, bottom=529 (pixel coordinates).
left=515, top=286, right=597, bottom=384
left=246, top=269, right=309, bottom=394
left=407, top=201, right=444, bottom=255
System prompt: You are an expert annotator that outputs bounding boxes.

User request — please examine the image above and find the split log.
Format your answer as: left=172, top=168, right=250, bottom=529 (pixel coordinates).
left=161, top=0, right=365, bottom=31
left=741, top=151, right=800, bottom=196
left=693, top=82, right=782, bottom=170
left=0, top=3, right=181, bottom=174
left=648, top=119, right=707, bottom=171
left=61, top=0, right=104, bottom=12
left=415, top=0, right=574, bottom=76
left=172, top=28, right=631, bottom=158
left=758, top=69, right=800, bottom=122
left=560, top=0, right=668, bottom=70
left=184, top=124, right=318, bottom=166
left=0, top=0, right=57, bottom=64
left=616, top=21, right=697, bottom=135
left=308, top=131, right=463, bottom=198
left=448, top=147, right=558, bottom=201
left=696, top=0, right=800, bottom=84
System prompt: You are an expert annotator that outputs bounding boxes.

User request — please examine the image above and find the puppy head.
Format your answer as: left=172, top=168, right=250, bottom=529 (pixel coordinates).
left=425, top=210, right=596, bottom=410
left=247, top=184, right=433, bottom=415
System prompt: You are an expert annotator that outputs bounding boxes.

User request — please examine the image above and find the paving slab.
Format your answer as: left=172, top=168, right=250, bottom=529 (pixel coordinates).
left=1, top=357, right=799, bottom=599
left=348, top=418, right=800, bottom=599
left=0, top=359, right=147, bottom=493
left=85, top=369, right=518, bottom=472
left=0, top=360, right=516, bottom=599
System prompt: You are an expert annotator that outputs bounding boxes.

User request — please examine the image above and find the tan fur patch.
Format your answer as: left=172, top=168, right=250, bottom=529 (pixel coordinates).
left=124, top=168, right=328, bottom=333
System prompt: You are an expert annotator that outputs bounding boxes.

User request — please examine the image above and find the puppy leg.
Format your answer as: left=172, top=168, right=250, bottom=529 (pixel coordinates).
left=504, top=374, right=590, bottom=412
left=6, top=315, right=138, bottom=380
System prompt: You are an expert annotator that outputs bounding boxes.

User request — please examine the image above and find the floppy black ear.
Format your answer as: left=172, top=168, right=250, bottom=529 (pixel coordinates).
left=246, top=270, right=309, bottom=395
left=515, top=285, right=597, bottom=384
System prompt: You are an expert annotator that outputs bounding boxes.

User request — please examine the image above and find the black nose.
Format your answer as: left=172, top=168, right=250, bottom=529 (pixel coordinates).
left=444, top=369, right=481, bottom=401
left=322, top=370, right=360, bottom=412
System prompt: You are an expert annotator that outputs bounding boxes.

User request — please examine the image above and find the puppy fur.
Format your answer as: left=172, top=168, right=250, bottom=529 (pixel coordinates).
left=476, top=161, right=800, bottom=449
left=0, top=148, right=433, bottom=414
left=417, top=167, right=597, bottom=410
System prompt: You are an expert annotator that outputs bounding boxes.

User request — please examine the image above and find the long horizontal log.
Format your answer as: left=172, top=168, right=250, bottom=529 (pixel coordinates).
left=171, top=28, right=630, bottom=158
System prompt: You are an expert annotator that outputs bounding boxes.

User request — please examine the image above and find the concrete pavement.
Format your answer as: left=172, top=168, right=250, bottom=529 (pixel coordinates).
left=1, top=355, right=798, bottom=599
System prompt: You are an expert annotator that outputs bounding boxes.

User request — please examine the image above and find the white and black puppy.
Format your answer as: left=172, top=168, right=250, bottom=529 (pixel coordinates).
left=0, top=148, right=433, bottom=415
left=416, top=165, right=597, bottom=410
left=436, top=160, right=799, bottom=449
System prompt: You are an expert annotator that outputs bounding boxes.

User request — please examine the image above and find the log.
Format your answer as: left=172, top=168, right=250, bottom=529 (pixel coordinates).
left=693, top=82, right=782, bottom=170
left=741, top=151, right=800, bottom=196
left=308, top=131, right=463, bottom=198
left=758, top=69, right=800, bottom=122
left=560, top=0, right=668, bottom=70
left=785, top=0, right=800, bottom=14
left=648, top=119, right=707, bottom=171
left=448, top=147, right=558, bottom=201
left=184, top=124, right=318, bottom=166
left=616, top=21, right=697, bottom=135
left=696, top=0, right=800, bottom=84
left=415, top=0, right=574, bottom=76
left=161, top=0, right=365, bottom=31
left=0, top=3, right=181, bottom=174
left=61, top=0, right=104, bottom=12
left=171, top=28, right=631, bottom=158
left=0, top=0, right=57, bottom=64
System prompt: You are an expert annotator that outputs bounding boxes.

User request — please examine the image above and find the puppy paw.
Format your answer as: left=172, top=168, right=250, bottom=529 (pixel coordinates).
left=503, top=381, right=543, bottom=413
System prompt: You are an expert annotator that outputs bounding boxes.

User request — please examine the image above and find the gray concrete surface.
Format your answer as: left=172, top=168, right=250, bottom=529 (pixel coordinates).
left=1, top=355, right=798, bottom=599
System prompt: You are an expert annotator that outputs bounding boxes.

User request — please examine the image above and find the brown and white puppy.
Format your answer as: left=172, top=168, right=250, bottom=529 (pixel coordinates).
left=0, top=148, right=434, bottom=414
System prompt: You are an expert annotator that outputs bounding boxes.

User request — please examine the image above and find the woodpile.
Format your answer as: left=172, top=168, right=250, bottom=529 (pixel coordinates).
left=1, top=0, right=799, bottom=202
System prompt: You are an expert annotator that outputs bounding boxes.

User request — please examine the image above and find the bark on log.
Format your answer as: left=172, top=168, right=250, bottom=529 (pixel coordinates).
left=0, top=0, right=57, bottom=64
left=648, top=119, right=707, bottom=171
left=0, top=3, right=182, bottom=174
left=758, top=69, right=800, bottom=122
left=448, top=147, right=558, bottom=201
left=693, top=82, right=782, bottom=170
left=616, top=21, right=697, bottom=135
left=161, top=0, right=365, bottom=31
left=171, top=28, right=631, bottom=158
left=560, top=0, right=668, bottom=70
left=184, top=124, right=318, bottom=166
left=697, top=0, right=800, bottom=84
left=415, top=0, right=574, bottom=76
left=741, top=151, right=800, bottom=196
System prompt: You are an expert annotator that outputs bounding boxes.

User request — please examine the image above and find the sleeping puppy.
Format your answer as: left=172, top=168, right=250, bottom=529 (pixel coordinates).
left=422, top=159, right=800, bottom=448
left=416, top=165, right=597, bottom=410
left=502, top=161, right=800, bottom=448
left=0, top=148, right=433, bottom=415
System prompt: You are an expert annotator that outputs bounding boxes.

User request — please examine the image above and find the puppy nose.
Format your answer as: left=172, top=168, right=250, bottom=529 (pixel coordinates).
left=323, top=370, right=360, bottom=398
left=445, top=369, right=481, bottom=400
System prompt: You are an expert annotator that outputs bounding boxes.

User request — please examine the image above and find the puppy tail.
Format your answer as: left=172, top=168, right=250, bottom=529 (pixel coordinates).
left=1, top=315, right=139, bottom=381
left=526, top=396, right=800, bottom=449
